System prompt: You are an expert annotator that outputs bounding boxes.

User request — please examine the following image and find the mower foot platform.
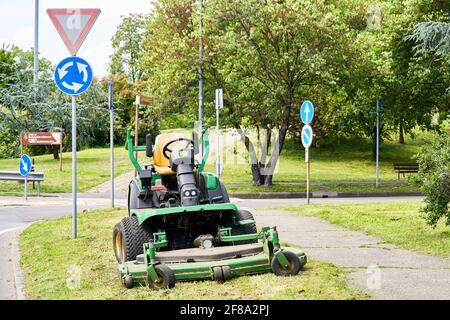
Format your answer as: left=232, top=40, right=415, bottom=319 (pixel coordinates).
left=136, top=243, right=264, bottom=263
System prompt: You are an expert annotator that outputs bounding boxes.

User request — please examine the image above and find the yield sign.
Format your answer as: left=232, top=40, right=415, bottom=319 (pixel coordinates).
left=47, top=8, right=101, bottom=56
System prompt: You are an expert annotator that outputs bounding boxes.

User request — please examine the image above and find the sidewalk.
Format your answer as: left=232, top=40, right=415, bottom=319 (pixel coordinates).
left=250, top=209, right=450, bottom=300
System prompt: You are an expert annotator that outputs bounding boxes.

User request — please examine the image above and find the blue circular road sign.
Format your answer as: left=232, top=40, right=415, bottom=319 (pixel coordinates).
left=300, top=100, right=314, bottom=125
left=54, top=56, right=93, bottom=95
left=19, top=154, right=32, bottom=176
left=301, top=125, right=314, bottom=148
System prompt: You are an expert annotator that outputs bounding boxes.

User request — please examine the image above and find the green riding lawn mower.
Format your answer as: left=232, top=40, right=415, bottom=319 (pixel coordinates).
left=113, top=124, right=307, bottom=290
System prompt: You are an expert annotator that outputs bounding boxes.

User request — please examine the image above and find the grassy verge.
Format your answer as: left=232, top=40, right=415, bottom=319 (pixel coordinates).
left=20, top=208, right=368, bottom=300
left=278, top=201, right=450, bottom=258
left=227, top=183, right=419, bottom=194
left=0, top=147, right=130, bottom=194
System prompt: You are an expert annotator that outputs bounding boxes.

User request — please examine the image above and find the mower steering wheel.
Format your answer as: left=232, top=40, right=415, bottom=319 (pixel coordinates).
left=162, top=138, right=194, bottom=160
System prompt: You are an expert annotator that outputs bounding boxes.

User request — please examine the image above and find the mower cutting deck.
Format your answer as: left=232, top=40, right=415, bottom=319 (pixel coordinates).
left=113, top=124, right=307, bottom=290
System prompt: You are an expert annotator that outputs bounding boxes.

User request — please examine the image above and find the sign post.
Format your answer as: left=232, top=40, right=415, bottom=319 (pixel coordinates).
left=215, top=88, right=223, bottom=177
left=20, top=132, right=64, bottom=170
left=376, top=99, right=380, bottom=188
left=109, top=81, right=114, bottom=208
left=19, top=154, right=32, bottom=200
left=134, top=96, right=141, bottom=177
left=48, top=8, right=100, bottom=239
left=300, top=101, right=315, bottom=205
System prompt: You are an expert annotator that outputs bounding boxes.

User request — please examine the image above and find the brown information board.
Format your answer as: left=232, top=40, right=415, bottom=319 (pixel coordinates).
left=20, top=132, right=64, bottom=170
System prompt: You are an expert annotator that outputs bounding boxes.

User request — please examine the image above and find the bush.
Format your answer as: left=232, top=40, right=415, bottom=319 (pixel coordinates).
left=413, top=133, right=450, bottom=227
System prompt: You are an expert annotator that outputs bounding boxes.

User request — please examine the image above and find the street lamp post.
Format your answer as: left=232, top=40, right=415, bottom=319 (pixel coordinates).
left=376, top=99, right=380, bottom=188
left=198, top=0, right=204, bottom=124
left=34, top=0, right=39, bottom=94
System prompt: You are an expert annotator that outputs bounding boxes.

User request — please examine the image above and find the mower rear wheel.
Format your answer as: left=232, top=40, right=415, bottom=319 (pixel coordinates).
left=147, top=264, right=176, bottom=290
left=228, top=210, right=257, bottom=245
left=271, top=250, right=301, bottom=277
left=113, top=216, right=151, bottom=263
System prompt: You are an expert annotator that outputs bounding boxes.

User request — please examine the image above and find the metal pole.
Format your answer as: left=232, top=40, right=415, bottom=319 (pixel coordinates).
left=215, top=102, right=220, bottom=177
left=109, top=81, right=114, bottom=208
left=72, top=96, right=77, bottom=239
left=134, top=97, right=140, bottom=177
left=198, top=0, right=204, bottom=123
left=376, top=99, right=380, bottom=188
left=24, top=175, right=28, bottom=201
left=33, top=0, right=39, bottom=94
left=306, top=148, right=310, bottom=205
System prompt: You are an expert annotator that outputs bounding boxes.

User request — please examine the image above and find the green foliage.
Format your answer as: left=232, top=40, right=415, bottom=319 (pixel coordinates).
left=413, top=133, right=450, bottom=227
left=407, top=21, right=450, bottom=63
left=0, top=46, right=110, bottom=158
left=110, top=14, right=149, bottom=83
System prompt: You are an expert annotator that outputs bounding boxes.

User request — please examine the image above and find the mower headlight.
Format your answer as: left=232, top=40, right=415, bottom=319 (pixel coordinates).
left=190, top=190, right=197, bottom=196
left=202, top=238, right=213, bottom=249
left=184, top=190, right=190, bottom=197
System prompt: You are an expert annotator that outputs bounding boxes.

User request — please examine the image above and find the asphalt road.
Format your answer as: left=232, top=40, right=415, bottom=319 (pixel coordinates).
left=0, top=194, right=424, bottom=300
left=0, top=194, right=126, bottom=300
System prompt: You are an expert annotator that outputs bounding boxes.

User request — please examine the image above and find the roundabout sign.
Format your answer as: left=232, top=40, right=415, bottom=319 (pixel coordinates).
left=54, top=56, right=93, bottom=95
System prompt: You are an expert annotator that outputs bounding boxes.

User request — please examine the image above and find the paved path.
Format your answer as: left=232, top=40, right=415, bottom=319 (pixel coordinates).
left=240, top=206, right=450, bottom=300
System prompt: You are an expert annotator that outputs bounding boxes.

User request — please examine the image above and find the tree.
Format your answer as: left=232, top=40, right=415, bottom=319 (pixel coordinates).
left=407, top=21, right=450, bottom=63
left=334, top=1, right=449, bottom=148
left=0, top=46, right=110, bottom=158
left=110, top=14, right=149, bottom=83
left=413, top=130, right=450, bottom=227
left=203, top=0, right=359, bottom=185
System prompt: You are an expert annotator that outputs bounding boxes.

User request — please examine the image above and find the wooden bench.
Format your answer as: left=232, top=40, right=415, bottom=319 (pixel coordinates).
left=393, top=162, right=419, bottom=180
left=0, top=171, right=44, bottom=195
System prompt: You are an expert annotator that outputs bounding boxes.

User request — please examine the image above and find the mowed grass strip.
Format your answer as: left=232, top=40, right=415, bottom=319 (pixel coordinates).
left=20, top=208, right=368, bottom=300
left=279, top=201, right=450, bottom=258
left=0, top=147, right=130, bottom=194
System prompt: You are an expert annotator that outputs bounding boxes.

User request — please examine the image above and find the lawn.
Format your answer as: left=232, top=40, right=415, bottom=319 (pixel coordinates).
left=205, top=131, right=429, bottom=184
left=278, top=201, right=450, bottom=258
left=227, top=182, right=420, bottom=194
left=1, top=130, right=427, bottom=194
left=0, top=147, right=130, bottom=194
left=20, top=208, right=368, bottom=300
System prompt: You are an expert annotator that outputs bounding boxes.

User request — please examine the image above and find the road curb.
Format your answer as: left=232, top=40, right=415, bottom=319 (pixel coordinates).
left=11, top=226, right=29, bottom=300
left=230, top=191, right=423, bottom=199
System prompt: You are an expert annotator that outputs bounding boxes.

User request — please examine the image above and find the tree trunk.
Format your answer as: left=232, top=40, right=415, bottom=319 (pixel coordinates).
left=236, top=125, right=261, bottom=186
left=399, top=121, right=405, bottom=144
left=52, top=145, right=59, bottom=160
left=262, top=103, right=291, bottom=186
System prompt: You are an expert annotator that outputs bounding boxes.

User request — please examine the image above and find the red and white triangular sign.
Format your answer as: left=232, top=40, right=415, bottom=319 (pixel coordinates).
left=47, top=8, right=101, bottom=56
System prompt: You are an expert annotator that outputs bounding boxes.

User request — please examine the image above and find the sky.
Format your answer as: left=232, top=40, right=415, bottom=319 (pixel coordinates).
left=0, top=0, right=153, bottom=77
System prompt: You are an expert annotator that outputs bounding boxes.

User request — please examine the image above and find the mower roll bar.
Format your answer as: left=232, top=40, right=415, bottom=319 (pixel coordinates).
left=126, top=124, right=210, bottom=175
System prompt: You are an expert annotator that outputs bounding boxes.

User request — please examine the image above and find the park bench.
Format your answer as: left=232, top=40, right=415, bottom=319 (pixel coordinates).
left=0, top=171, right=44, bottom=195
left=393, top=162, right=419, bottom=180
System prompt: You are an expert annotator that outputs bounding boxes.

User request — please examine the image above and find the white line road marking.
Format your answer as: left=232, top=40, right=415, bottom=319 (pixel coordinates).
left=0, top=227, right=22, bottom=237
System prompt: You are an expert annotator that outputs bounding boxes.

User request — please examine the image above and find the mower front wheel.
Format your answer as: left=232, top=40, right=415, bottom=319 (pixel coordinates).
left=271, top=250, right=302, bottom=277
left=123, top=275, right=134, bottom=289
left=147, top=264, right=176, bottom=290
left=113, top=216, right=151, bottom=263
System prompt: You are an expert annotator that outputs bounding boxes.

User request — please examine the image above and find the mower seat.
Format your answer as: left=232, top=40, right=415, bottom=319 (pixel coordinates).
left=152, top=132, right=187, bottom=175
